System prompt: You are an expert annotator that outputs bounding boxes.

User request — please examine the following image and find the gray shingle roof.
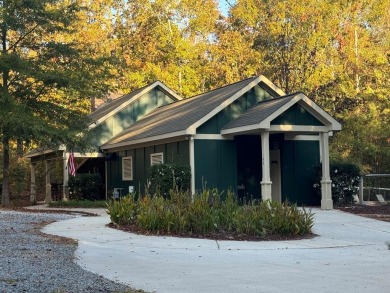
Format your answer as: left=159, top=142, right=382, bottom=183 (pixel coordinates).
left=221, top=93, right=298, bottom=130
left=103, top=76, right=259, bottom=146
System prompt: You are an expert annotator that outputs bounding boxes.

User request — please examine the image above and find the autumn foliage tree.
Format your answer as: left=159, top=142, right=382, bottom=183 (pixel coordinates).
left=0, top=0, right=113, bottom=205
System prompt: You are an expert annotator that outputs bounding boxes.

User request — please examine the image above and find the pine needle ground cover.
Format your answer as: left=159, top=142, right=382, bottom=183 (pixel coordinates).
left=107, top=190, right=314, bottom=241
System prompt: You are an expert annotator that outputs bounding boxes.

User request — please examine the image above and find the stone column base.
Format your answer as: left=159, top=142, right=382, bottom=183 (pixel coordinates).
left=321, top=179, right=333, bottom=210
left=321, top=199, right=333, bottom=210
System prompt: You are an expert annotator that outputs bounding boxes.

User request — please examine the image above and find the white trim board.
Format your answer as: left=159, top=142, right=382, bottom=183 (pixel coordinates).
left=194, top=134, right=233, bottom=140
left=284, top=134, right=320, bottom=141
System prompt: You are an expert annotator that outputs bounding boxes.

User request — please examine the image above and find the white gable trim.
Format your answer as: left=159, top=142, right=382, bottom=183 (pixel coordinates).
left=187, top=75, right=285, bottom=134
left=89, top=81, right=182, bottom=129
left=258, top=93, right=341, bottom=130
left=221, top=93, right=341, bottom=135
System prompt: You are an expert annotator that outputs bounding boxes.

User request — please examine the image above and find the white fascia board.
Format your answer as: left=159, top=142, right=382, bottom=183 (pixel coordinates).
left=194, top=134, right=234, bottom=140
left=156, top=81, right=182, bottom=101
left=101, top=130, right=188, bottom=150
left=298, top=96, right=342, bottom=131
left=258, top=75, right=286, bottom=97
left=270, top=125, right=330, bottom=132
left=89, top=82, right=181, bottom=130
left=284, top=134, right=320, bottom=141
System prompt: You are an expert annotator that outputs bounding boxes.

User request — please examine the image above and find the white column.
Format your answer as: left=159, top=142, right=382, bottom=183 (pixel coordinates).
left=105, top=160, right=108, bottom=200
left=261, top=131, right=272, bottom=201
left=359, top=177, right=364, bottom=204
left=320, top=132, right=333, bottom=209
left=62, top=152, right=69, bottom=201
left=30, top=162, right=37, bottom=204
left=189, top=137, right=195, bottom=194
left=45, top=160, right=52, bottom=204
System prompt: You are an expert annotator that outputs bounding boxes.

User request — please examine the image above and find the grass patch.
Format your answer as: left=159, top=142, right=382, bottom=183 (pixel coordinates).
left=49, top=200, right=108, bottom=208
left=107, top=189, right=314, bottom=239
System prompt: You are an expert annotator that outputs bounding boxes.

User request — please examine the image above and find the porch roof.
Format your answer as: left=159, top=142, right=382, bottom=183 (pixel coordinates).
left=221, top=92, right=342, bottom=135
left=221, top=94, right=296, bottom=130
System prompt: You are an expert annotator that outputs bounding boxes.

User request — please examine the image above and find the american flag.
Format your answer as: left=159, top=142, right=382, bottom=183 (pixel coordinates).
left=68, top=151, right=76, bottom=176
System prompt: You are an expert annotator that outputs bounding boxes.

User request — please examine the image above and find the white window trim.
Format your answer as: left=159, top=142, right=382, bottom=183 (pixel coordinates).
left=122, top=156, right=133, bottom=181
left=150, top=152, right=164, bottom=166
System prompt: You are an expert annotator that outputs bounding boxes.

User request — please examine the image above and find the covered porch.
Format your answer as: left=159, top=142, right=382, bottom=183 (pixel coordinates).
left=25, top=148, right=104, bottom=204
left=221, top=93, right=342, bottom=210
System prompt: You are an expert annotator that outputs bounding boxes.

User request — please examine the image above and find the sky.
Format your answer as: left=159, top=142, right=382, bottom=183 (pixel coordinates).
left=218, top=0, right=236, bottom=16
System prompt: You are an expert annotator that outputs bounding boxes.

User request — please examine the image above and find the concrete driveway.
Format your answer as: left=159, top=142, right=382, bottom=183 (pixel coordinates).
left=42, top=209, right=390, bottom=293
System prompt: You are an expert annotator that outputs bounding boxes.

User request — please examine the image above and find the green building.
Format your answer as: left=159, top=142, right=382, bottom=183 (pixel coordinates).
left=27, top=76, right=341, bottom=209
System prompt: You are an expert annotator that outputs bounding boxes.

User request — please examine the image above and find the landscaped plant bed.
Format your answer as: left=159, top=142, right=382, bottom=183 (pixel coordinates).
left=107, top=189, right=315, bottom=241
left=337, top=204, right=390, bottom=222
left=108, top=222, right=316, bottom=242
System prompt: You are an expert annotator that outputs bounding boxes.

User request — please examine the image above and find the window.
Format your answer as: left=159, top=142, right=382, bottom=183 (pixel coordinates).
left=122, top=156, right=133, bottom=180
left=150, top=152, right=163, bottom=166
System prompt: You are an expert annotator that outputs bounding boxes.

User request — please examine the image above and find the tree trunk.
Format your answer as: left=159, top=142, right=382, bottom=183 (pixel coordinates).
left=1, top=133, right=10, bottom=206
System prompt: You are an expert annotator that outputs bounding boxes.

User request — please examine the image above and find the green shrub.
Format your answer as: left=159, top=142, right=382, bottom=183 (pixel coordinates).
left=148, top=163, right=191, bottom=198
left=106, top=194, right=138, bottom=225
left=106, top=189, right=314, bottom=238
left=68, top=173, right=103, bottom=200
left=313, top=162, right=361, bottom=204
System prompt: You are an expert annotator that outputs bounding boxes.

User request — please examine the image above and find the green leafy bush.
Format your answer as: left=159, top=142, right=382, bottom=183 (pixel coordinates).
left=148, top=163, right=191, bottom=197
left=68, top=173, right=103, bottom=200
left=107, top=189, right=314, bottom=238
left=106, top=195, right=138, bottom=225
left=313, top=162, right=361, bottom=204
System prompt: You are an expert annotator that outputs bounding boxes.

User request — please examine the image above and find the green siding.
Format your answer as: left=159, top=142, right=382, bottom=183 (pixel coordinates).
left=197, top=85, right=274, bottom=134
left=92, top=88, right=176, bottom=146
left=281, top=140, right=320, bottom=205
left=271, top=104, right=324, bottom=126
left=194, top=140, right=237, bottom=194
left=106, top=140, right=190, bottom=196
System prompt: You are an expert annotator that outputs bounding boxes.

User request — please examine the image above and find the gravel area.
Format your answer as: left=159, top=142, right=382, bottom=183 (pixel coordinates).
left=0, top=210, right=138, bottom=293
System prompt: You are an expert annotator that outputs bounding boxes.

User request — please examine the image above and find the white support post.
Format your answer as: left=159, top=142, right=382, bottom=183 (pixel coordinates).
left=189, top=137, right=195, bottom=195
left=30, top=162, right=37, bottom=204
left=260, top=131, right=272, bottom=201
left=359, top=177, right=364, bottom=204
left=320, top=132, right=333, bottom=210
left=62, top=152, right=69, bottom=201
left=105, top=160, right=108, bottom=200
left=45, top=160, right=52, bottom=204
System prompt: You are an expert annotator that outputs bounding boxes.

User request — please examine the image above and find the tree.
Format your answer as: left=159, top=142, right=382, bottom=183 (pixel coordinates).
left=0, top=0, right=110, bottom=205
left=111, top=0, right=220, bottom=97
left=225, top=0, right=390, bottom=173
